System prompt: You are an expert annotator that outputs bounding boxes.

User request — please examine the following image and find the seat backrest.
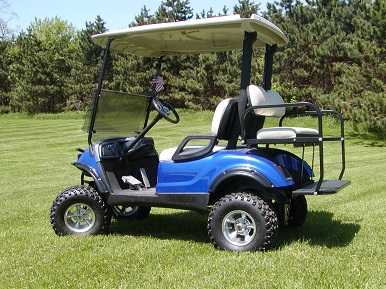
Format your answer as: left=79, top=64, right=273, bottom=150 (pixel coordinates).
left=247, top=85, right=285, bottom=117
left=211, top=98, right=238, bottom=140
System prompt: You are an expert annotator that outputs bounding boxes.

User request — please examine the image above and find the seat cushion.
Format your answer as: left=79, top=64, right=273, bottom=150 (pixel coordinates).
left=247, top=85, right=286, bottom=117
left=159, top=145, right=225, bottom=162
left=256, top=127, right=319, bottom=140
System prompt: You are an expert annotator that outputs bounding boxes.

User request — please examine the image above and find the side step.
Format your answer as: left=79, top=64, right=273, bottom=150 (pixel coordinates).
left=293, top=180, right=351, bottom=196
left=106, top=189, right=209, bottom=213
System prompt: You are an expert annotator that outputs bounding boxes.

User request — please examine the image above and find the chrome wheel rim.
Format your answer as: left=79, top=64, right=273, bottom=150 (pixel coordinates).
left=222, top=210, right=256, bottom=246
left=64, top=203, right=96, bottom=233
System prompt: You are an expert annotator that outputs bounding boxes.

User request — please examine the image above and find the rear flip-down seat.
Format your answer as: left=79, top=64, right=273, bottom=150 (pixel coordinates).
left=241, top=85, right=348, bottom=195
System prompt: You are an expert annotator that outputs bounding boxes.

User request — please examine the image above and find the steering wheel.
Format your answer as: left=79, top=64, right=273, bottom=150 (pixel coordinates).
left=152, top=97, right=180, bottom=124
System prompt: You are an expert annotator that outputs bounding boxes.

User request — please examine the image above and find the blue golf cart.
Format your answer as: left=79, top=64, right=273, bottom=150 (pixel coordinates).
left=50, top=14, right=350, bottom=251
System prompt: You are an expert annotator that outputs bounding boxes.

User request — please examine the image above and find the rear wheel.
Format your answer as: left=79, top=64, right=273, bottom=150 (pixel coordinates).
left=111, top=205, right=151, bottom=220
left=208, top=192, right=279, bottom=252
left=50, top=186, right=111, bottom=236
left=287, top=195, right=307, bottom=228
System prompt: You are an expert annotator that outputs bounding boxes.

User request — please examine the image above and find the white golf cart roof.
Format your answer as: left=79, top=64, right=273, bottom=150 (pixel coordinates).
left=92, top=14, right=288, bottom=57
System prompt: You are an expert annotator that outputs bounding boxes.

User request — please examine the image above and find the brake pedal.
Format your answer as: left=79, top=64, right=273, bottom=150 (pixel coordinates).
left=140, top=168, right=151, bottom=188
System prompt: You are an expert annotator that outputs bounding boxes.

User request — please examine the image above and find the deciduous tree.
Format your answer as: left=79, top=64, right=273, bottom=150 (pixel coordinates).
left=9, top=17, right=76, bottom=113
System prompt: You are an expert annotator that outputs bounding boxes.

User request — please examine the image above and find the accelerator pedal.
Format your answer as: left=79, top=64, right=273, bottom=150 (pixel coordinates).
left=121, top=176, right=143, bottom=190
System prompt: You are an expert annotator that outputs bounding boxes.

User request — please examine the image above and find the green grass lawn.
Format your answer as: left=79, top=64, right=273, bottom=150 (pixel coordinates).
left=0, top=112, right=385, bottom=289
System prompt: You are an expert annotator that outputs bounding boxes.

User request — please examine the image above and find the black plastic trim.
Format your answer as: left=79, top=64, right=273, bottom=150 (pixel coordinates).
left=172, top=135, right=217, bottom=162
left=209, top=168, right=274, bottom=193
left=262, top=44, right=277, bottom=91
left=106, top=190, right=210, bottom=213
left=73, top=162, right=107, bottom=193
left=209, top=168, right=291, bottom=203
left=293, top=180, right=351, bottom=195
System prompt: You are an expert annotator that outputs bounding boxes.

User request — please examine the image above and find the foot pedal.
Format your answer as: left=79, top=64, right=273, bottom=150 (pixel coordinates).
left=122, top=176, right=142, bottom=190
left=140, top=168, right=151, bottom=188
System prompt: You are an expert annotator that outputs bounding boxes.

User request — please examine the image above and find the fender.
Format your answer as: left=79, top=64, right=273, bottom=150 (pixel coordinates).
left=209, top=168, right=273, bottom=192
left=208, top=168, right=288, bottom=203
left=72, top=161, right=107, bottom=193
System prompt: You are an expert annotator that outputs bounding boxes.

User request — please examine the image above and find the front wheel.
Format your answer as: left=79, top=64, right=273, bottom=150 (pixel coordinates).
left=50, top=186, right=111, bottom=236
left=208, top=192, right=279, bottom=252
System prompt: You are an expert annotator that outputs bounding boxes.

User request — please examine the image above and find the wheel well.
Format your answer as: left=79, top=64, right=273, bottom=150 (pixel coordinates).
left=81, top=171, right=95, bottom=188
left=209, top=175, right=286, bottom=205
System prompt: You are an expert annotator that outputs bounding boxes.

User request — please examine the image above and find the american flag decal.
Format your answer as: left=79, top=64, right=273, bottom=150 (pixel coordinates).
left=152, top=76, right=164, bottom=92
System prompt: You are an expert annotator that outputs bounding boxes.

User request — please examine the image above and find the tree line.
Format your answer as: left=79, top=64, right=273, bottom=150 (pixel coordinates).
left=0, top=0, right=384, bottom=135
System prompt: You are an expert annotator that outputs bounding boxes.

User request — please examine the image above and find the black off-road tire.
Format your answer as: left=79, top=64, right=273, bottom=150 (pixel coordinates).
left=208, top=192, right=279, bottom=252
left=50, top=185, right=111, bottom=236
left=287, top=195, right=307, bottom=228
left=111, top=205, right=151, bottom=220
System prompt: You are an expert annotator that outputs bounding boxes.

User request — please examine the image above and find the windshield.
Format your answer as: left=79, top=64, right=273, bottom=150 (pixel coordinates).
left=82, top=89, right=150, bottom=141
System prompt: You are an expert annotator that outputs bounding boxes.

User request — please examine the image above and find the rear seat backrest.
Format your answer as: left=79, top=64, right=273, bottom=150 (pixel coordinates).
left=247, top=85, right=285, bottom=117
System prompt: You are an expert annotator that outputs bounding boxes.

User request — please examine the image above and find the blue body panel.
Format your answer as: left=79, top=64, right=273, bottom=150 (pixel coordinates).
left=77, top=147, right=101, bottom=176
left=273, top=150, right=313, bottom=177
left=75, top=144, right=312, bottom=197
left=156, top=148, right=295, bottom=193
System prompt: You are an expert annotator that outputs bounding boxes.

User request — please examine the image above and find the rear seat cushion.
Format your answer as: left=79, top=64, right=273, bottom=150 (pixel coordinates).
left=256, top=127, right=319, bottom=139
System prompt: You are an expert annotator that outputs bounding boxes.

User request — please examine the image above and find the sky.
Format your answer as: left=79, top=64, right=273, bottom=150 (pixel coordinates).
left=6, top=0, right=270, bottom=33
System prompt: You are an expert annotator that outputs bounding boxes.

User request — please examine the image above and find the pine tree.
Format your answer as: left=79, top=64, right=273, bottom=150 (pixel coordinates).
left=233, top=0, right=260, bottom=18
left=66, top=16, right=107, bottom=111
left=131, top=6, right=155, bottom=26
left=264, top=0, right=385, bottom=134
left=152, top=1, right=196, bottom=107
left=155, top=0, right=193, bottom=22
left=0, top=38, right=12, bottom=112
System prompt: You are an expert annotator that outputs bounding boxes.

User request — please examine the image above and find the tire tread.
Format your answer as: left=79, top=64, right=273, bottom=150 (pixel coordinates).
left=50, top=185, right=111, bottom=236
left=208, top=192, right=279, bottom=251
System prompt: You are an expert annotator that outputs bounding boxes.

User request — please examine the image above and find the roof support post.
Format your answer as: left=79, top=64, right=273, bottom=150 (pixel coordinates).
left=262, top=44, right=277, bottom=91
left=239, top=32, right=258, bottom=141
left=240, top=32, right=257, bottom=90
